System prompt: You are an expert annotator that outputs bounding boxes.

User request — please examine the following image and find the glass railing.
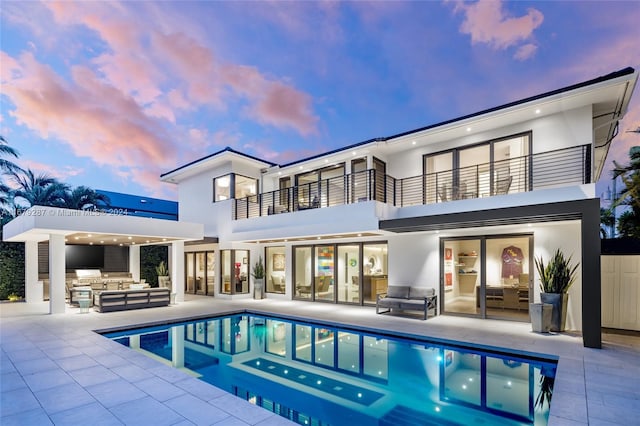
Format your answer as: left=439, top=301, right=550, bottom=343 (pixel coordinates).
left=233, top=144, right=590, bottom=219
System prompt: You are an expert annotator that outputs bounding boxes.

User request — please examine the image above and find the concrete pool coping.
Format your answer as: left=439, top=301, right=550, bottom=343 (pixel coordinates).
left=2, top=295, right=639, bottom=425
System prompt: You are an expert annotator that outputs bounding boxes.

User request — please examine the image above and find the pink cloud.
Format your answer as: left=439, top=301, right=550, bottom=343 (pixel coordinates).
left=452, top=0, right=543, bottom=59
left=3, top=52, right=176, bottom=195
left=45, top=1, right=318, bottom=136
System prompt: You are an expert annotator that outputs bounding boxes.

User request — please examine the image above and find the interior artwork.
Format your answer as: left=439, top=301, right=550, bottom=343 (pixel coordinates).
left=272, top=253, right=285, bottom=271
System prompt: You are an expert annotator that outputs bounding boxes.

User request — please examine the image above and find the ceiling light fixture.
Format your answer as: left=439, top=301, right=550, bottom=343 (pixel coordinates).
left=535, top=109, right=541, bottom=114
left=466, top=127, right=471, bottom=132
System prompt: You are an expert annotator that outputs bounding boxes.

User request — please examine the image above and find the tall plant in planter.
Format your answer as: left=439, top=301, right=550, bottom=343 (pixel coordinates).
left=535, top=249, right=579, bottom=331
left=251, top=256, right=265, bottom=299
left=156, top=261, right=171, bottom=290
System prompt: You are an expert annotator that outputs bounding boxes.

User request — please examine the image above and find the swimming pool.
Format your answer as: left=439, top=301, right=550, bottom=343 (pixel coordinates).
left=103, top=313, right=556, bottom=425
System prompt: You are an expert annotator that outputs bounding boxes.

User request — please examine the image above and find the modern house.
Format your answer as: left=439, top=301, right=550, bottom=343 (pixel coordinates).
left=160, top=67, right=638, bottom=349
left=3, top=67, right=637, bottom=350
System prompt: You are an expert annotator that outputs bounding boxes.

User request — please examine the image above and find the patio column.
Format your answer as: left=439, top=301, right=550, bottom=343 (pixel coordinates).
left=129, top=245, right=140, bottom=282
left=24, top=240, right=42, bottom=303
left=171, top=241, right=185, bottom=303
left=49, top=234, right=66, bottom=314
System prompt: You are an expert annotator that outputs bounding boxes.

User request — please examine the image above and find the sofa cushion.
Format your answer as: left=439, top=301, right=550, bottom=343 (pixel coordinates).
left=409, top=287, right=435, bottom=299
left=378, top=297, right=404, bottom=309
left=386, top=285, right=410, bottom=299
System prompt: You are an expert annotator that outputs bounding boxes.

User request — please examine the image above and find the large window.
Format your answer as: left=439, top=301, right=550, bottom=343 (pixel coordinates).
left=185, top=250, right=215, bottom=296
left=424, top=132, right=531, bottom=201
left=265, top=246, right=286, bottom=294
left=293, top=242, right=387, bottom=305
left=220, top=250, right=249, bottom=294
left=442, top=235, right=531, bottom=321
left=213, top=173, right=258, bottom=202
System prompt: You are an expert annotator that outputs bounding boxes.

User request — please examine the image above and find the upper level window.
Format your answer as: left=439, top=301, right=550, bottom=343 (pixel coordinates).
left=213, top=173, right=258, bottom=202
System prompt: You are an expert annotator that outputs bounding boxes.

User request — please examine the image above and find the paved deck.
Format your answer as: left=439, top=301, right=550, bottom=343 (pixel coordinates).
left=1, top=296, right=638, bottom=425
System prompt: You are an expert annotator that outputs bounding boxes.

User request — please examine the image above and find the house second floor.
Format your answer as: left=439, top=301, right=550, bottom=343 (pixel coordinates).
left=160, top=67, right=638, bottom=241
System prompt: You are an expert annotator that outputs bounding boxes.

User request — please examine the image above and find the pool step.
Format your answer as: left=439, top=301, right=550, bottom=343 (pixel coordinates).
left=380, top=405, right=461, bottom=426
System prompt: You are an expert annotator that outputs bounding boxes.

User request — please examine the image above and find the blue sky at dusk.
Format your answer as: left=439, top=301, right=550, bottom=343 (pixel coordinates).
left=1, top=1, right=639, bottom=200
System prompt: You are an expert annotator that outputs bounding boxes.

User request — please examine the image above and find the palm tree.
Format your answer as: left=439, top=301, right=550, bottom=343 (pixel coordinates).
left=10, top=169, right=68, bottom=208
left=0, top=135, right=21, bottom=175
left=600, top=207, right=615, bottom=238
left=612, top=146, right=640, bottom=238
left=63, top=186, right=110, bottom=210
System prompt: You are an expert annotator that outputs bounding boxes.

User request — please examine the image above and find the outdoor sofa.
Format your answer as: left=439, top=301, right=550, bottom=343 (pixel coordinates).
left=93, top=287, right=170, bottom=313
left=376, top=285, right=438, bottom=320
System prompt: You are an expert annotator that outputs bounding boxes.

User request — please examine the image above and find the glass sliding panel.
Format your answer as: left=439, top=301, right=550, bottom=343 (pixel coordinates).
left=337, top=331, right=360, bottom=373
left=266, top=246, right=286, bottom=294
left=294, top=247, right=312, bottom=299
left=234, top=250, right=249, bottom=294
left=493, top=134, right=529, bottom=195
left=459, top=144, right=490, bottom=200
left=485, top=236, right=531, bottom=321
left=186, top=252, right=195, bottom=294
left=296, top=171, right=319, bottom=210
left=196, top=252, right=206, bottom=294
left=295, top=324, right=312, bottom=362
left=321, top=164, right=345, bottom=207
left=314, top=328, right=334, bottom=367
left=266, top=320, right=287, bottom=356
left=278, top=177, right=292, bottom=210
left=351, top=158, right=367, bottom=202
left=314, top=246, right=335, bottom=301
left=443, top=239, right=481, bottom=315
left=206, top=252, right=215, bottom=295
left=363, top=336, right=388, bottom=380
left=425, top=152, right=453, bottom=203
left=214, top=174, right=231, bottom=201
left=235, top=174, right=257, bottom=199
left=337, top=245, right=360, bottom=303
left=362, top=243, right=387, bottom=304
left=221, top=250, right=231, bottom=294
left=373, top=157, right=386, bottom=202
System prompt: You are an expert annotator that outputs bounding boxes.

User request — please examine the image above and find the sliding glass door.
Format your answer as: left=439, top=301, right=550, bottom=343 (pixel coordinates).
left=442, top=235, right=532, bottom=321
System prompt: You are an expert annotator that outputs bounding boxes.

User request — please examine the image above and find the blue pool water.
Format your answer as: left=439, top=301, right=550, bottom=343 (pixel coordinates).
left=103, top=313, right=556, bottom=425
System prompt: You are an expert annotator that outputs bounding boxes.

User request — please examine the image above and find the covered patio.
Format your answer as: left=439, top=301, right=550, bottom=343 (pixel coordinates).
left=2, top=206, right=204, bottom=313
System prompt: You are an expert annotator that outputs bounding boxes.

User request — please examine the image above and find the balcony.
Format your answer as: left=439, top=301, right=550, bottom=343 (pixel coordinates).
left=233, top=144, right=591, bottom=220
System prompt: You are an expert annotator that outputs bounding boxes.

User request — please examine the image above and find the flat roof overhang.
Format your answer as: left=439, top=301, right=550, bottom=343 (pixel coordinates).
left=2, top=206, right=204, bottom=246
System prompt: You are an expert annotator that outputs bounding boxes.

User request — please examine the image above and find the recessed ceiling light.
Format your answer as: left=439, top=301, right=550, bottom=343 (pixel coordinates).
left=87, top=234, right=92, bottom=237
left=119, top=243, right=123, bottom=246
left=64, top=238, right=68, bottom=242
left=128, top=236, right=132, bottom=240
left=278, top=172, right=282, bottom=176
left=284, top=239, right=288, bottom=242
left=466, top=127, right=471, bottom=132
left=113, top=238, right=117, bottom=242
left=412, top=140, right=416, bottom=145
left=324, top=159, right=328, bottom=163
left=162, top=238, right=167, bottom=241
left=100, top=240, right=104, bottom=244
left=299, top=166, right=303, bottom=170
left=358, top=233, right=362, bottom=237
left=317, top=236, right=321, bottom=239
left=352, top=151, right=357, bottom=155
left=89, top=242, right=94, bottom=245
left=146, top=240, right=150, bottom=243
left=74, top=236, right=79, bottom=240
left=131, top=242, right=135, bottom=245
left=535, top=109, right=541, bottom=114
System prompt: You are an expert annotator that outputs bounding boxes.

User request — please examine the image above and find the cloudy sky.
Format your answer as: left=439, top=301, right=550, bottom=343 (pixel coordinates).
left=1, top=1, right=639, bottom=200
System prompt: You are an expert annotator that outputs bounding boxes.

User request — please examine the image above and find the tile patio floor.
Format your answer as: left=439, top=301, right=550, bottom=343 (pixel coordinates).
left=1, top=295, right=639, bottom=425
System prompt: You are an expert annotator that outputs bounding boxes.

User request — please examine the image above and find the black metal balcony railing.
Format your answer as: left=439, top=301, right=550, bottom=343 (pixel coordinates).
left=233, top=144, right=590, bottom=220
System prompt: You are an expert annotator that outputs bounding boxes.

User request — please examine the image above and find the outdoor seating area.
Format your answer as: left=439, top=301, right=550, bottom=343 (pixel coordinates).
left=376, top=285, right=438, bottom=320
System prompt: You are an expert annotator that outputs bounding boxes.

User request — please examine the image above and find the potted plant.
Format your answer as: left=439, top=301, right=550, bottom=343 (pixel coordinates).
left=251, top=256, right=265, bottom=299
left=535, top=249, right=579, bottom=332
left=156, top=261, right=171, bottom=290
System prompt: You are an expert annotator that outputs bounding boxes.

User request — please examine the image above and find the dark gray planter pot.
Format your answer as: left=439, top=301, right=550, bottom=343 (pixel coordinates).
left=540, top=293, right=568, bottom=331
left=530, top=303, right=553, bottom=333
